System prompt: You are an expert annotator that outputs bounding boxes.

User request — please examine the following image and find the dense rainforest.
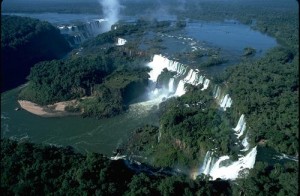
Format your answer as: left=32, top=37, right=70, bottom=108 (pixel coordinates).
left=1, top=139, right=297, bottom=195
left=1, top=15, right=71, bottom=92
left=1, top=0, right=298, bottom=195
left=17, top=23, right=153, bottom=118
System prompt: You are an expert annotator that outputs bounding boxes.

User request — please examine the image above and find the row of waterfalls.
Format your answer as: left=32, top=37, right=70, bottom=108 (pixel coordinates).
left=57, top=19, right=108, bottom=46
left=146, top=54, right=257, bottom=180
left=147, top=54, right=233, bottom=111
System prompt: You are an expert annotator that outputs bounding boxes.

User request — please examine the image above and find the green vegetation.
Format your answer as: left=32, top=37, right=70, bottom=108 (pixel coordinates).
left=1, top=139, right=232, bottom=195
left=79, top=69, right=149, bottom=118
left=2, top=139, right=297, bottom=195
left=224, top=47, right=298, bottom=156
left=2, top=0, right=298, bottom=194
left=122, top=87, right=238, bottom=168
left=1, top=15, right=70, bottom=92
left=19, top=57, right=109, bottom=105
left=233, top=161, right=298, bottom=196
left=19, top=46, right=149, bottom=118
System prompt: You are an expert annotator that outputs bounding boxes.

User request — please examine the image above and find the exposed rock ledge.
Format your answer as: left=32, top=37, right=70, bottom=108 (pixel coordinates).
left=18, top=100, right=82, bottom=117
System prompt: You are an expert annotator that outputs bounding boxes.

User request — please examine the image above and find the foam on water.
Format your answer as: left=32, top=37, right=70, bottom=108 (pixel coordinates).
left=168, top=78, right=175, bottom=93
left=116, top=38, right=127, bottom=46
left=209, top=147, right=257, bottom=180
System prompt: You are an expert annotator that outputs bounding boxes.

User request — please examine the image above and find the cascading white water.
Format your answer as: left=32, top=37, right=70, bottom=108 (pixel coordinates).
left=116, top=38, right=127, bottom=46
left=184, top=69, right=194, bottom=82
left=199, top=151, right=216, bottom=175
left=241, top=135, right=250, bottom=151
left=58, top=19, right=108, bottom=45
left=174, top=80, right=186, bottom=96
left=147, top=55, right=170, bottom=82
left=201, top=79, right=210, bottom=91
left=275, top=153, right=299, bottom=162
left=168, top=78, right=175, bottom=93
left=208, top=146, right=257, bottom=180
left=147, top=55, right=212, bottom=98
left=224, top=97, right=232, bottom=110
left=237, top=122, right=246, bottom=138
left=198, top=75, right=204, bottom=85
left=189, top=71, right=199, bottom=85
left=219, top=94, right=233, bottom=110
left=213, top=86, right=221, bottom=99
left=233, top=114, right=246, bottom=139
left=220, top=94, right=229, bottom=108
left=146, top=54, right=258, bottom=181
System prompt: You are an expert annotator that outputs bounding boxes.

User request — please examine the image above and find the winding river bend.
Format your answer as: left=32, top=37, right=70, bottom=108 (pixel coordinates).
left=2, top=13, right=292, bottom=180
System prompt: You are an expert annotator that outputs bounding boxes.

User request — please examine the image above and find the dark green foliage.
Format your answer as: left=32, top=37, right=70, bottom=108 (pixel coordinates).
left=83, top=23, right=141, bottom=48
left=200, top=56, right=228, bottom=67
left=232, top=161, right=298, bottom=196
left=126, top=88, right=237, bottom=168
left=1, top=15, right=70, bottom=92
left=18, top=45, right=149, bottom=118
left=1, top=139, right=232, bottom=195
left=122, top=125, right=160, bottom=161
left=224, top=47, right=298, bottom=155
left=19, top=56, right=109, bottom=105
left=79, top=69, right=149, bottom=118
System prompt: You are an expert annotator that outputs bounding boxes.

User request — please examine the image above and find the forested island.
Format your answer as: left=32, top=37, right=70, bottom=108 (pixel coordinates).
left=1, top=0, right=298, bottom=195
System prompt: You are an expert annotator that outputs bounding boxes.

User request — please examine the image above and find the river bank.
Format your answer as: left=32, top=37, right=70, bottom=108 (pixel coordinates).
left=18, top=100, right=82, bottom=117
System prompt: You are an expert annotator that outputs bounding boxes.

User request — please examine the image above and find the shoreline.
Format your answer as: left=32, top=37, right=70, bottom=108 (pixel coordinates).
left=18, top=100, right=82, bottom=117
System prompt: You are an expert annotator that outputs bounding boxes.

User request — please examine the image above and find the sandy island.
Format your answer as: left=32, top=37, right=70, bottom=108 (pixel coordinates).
left=18, top=100, right=82, bottom=117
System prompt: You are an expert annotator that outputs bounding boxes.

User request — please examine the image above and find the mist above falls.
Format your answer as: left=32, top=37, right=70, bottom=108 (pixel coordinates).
left=98, top=0, right=121, bottom=31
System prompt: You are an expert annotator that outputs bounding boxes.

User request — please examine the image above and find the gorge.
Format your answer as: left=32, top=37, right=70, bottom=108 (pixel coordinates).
left=1, top=0, right=298, bottom=194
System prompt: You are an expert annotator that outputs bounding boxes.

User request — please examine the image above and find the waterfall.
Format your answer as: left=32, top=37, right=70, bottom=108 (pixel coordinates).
left=198, top=75, right=204, bottom=85
left=168, top=78, right=175, bottom=93
left=174, top=80, right=186, bottom=96
left=147, top=55, right=169, bottom=82
left=275, top=153, right=299, bottom=162
left=208, top=146, right=257, bottom=180
left=190, top=71, right=199, bottom=85
left=236, top=122, right=246, bottom=138
left=199, top=151, right=216, bottom=175
left=233, top=114, right=246, bottom=134
left=215, top=86, right=221, bottom=99
left=147, top=55, right=212, bottom=99
left=219, top=94, right=232, bottom=110
left=145, top=54, right=259, bottom=181
left=183, top=69, right=198, bottom=85
left=224, top=97, right=232, bottom=109
left=116, top=38, right=127, bottom=46
left=220, top=94, right=229, bottom=108
left=184, top=69, right=194, bottom=82
left=241, top=135, right=250, bottom=151
left=201, top=79, right=210, bottom=91
left=58, top=19, right=108, bottom=45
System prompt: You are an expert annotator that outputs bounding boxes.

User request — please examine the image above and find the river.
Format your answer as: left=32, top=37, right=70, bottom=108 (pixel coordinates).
left=1, top=86, right=159, bottom=156
left=1, top=12, right=279, bottom=160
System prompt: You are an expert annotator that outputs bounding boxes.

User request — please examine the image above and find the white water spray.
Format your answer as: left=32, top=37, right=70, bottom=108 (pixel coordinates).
left=168, top=78, right=175, bottom=93
left=201, top=79, right=210, bottom=91
left=233, top=114, right=246, bottom=138
left=116, top=38, right=127, bottom=46
left=99, top=0, right=120, bottom=31
left=209, top=147, right=257, bottom=180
